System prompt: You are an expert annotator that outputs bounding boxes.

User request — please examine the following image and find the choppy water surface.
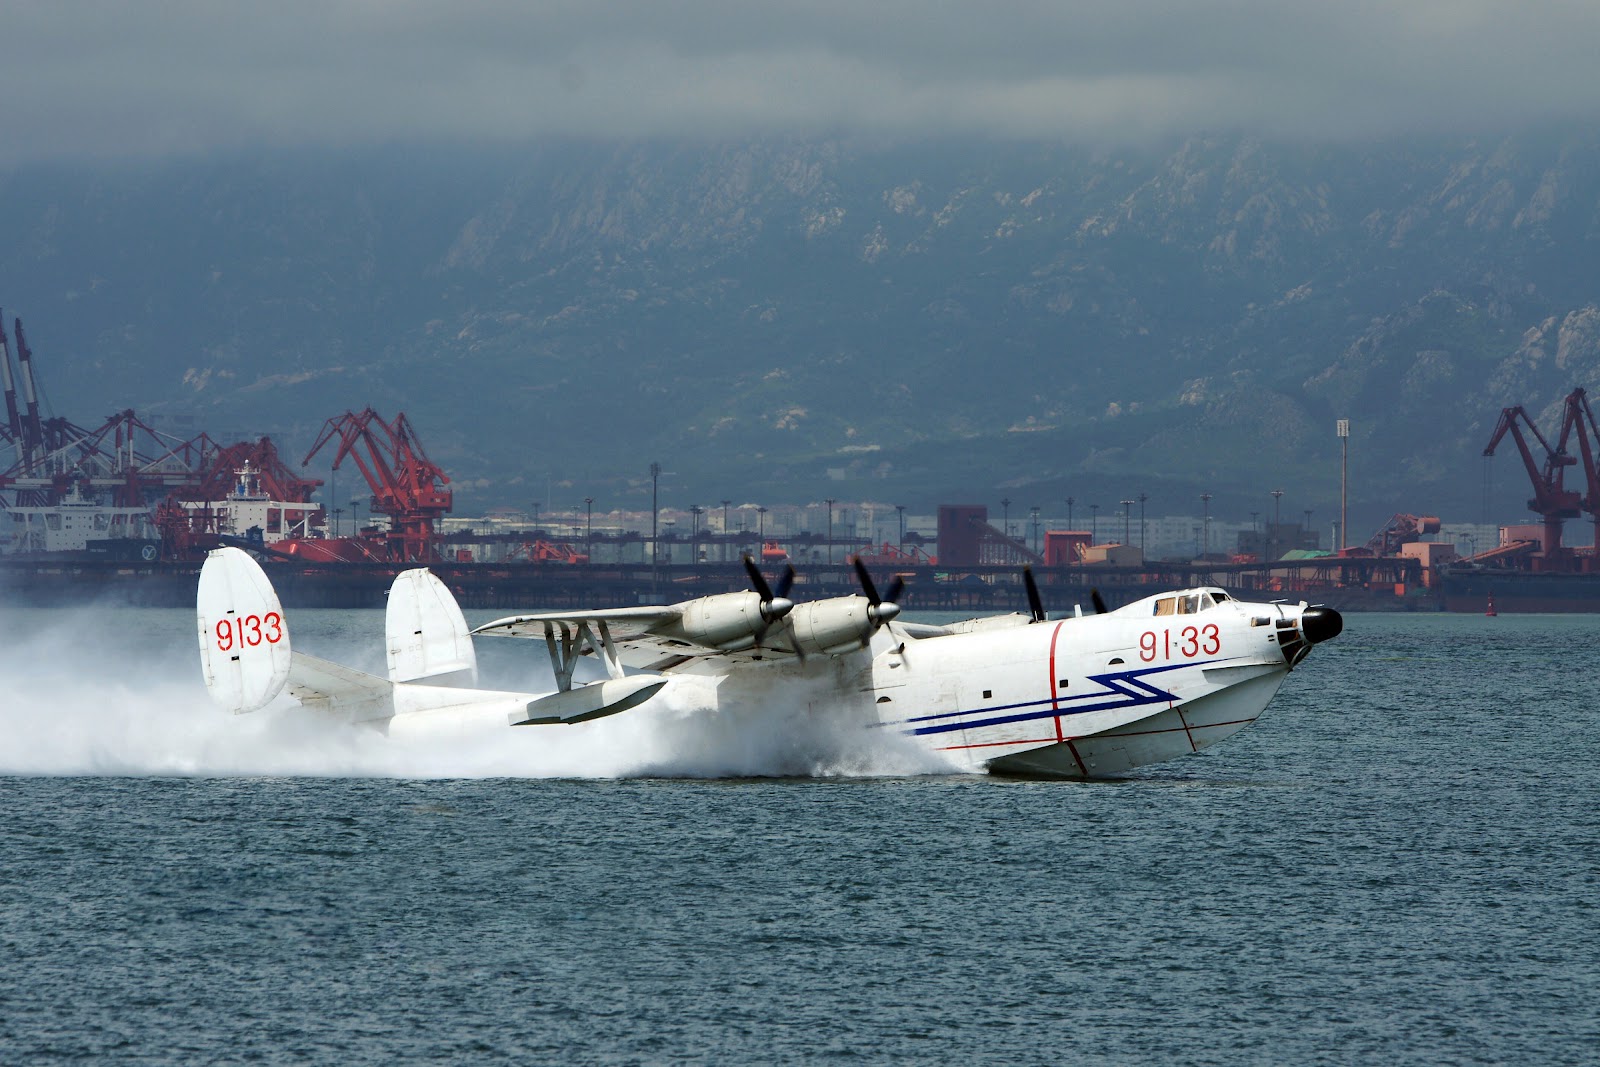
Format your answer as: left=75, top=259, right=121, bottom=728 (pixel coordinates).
left=2, top=607, right=1598, bottom=1063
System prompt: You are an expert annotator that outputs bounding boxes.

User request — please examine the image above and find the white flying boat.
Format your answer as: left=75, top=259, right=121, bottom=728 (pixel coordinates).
left=196, top=546, right=1341, bottom=778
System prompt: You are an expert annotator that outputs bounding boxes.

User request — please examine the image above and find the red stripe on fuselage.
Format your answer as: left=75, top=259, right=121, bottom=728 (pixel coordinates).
left=936, top=736, right=1063, bottom=752
left=1047, top=620, right=1066, bottom=742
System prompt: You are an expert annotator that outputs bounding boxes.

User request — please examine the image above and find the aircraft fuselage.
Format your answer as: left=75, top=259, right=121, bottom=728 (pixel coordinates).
left=686, top=588, right=1333, bottom=778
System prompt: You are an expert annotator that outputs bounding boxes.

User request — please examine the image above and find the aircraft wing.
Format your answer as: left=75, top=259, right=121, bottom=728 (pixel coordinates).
left=474, top=610, right=944, bottom=674
left=896, top=621, right=954, bottom=639
left=608, top=632, right=797, bottom=672
left=471, top=606, right=793, bottom=673
left=470, top=606, right=681, bottom=643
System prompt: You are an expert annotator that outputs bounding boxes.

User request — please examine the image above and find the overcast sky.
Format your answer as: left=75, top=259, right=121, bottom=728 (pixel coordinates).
left=3, top=1, right=1600, bottom=164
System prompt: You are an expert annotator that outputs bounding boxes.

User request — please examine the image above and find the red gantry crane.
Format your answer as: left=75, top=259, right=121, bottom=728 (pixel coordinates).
left=302, top=409, right=452, bottom=563
left=1553, top=387, right=1600, bottom=569
left=1483, top=398, right=1582, bottom=570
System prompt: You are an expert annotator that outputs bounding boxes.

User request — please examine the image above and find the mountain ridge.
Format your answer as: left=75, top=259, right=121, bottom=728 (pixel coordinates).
left=5, top=133, right=1600, bottom=529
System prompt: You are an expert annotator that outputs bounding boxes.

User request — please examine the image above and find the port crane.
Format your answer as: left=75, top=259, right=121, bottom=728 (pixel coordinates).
left=1551, top=387, right=1600, bottom=566
left=1483, top=398, right=1583, bottom=569
left=302, top=409, right=451, bottom=563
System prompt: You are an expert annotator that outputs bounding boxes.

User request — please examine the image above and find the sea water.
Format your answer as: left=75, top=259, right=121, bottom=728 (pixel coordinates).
left=1, top=607, right=1597, bottom=1064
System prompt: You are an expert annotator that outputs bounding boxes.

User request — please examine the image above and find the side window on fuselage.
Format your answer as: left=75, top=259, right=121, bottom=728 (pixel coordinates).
left=1177, top=594, right=1200, bottom=614
left=1154, top=597, right=1176, bottom=616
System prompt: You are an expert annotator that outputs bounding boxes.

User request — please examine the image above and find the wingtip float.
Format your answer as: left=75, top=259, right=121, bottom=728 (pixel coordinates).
left=196, top=547, right=1341, bottom=779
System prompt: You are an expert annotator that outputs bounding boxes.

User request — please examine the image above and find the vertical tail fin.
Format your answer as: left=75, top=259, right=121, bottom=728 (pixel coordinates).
left=385, top=569, right=478, bottom=685
left=197, top=547, right=292, bottom=713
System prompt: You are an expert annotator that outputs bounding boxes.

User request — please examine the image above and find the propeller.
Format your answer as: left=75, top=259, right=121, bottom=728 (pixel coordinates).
left=1023, top=566, right=1046, bottom=622
left=852, top=556, right=904, bottom=629
left=1090, top=588, right=1109, bottom=614
left=743, top=555, right=796, bottom=642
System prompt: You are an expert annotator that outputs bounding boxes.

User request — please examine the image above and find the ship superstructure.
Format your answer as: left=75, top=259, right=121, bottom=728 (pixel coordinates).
left=0, top=308, right=326, bottom=560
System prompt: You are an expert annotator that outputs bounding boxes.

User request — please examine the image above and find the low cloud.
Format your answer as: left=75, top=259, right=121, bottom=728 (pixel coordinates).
left=3, top=1, right=1599, bottom=163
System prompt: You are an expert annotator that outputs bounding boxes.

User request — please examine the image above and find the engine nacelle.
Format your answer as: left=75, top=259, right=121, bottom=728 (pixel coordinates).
left=663, top=591, right=772, bottom=652
left=785, top=597, right=876, bottom=657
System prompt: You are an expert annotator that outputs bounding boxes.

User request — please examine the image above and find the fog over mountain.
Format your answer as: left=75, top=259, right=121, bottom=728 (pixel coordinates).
left=5, top=2, right=1600, bottom=159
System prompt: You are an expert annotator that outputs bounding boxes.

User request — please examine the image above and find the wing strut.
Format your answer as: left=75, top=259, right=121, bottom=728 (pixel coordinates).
left=542, top=619, right=626, bottom=693
left=517, top=618, right=662, bottom=726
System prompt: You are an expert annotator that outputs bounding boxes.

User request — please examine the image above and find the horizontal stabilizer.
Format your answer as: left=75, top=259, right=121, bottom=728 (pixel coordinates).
left=512, top=676, right=667, bottom=727
left=287, top=652, right=396, bottom=722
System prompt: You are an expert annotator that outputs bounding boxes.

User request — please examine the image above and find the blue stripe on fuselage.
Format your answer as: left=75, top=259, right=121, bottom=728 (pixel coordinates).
left=894, top=658, right=1233, bottom=737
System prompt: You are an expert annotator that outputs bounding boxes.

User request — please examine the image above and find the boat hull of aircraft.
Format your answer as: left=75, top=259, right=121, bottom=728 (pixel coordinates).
left=979, top=666, right=1288, bottom=777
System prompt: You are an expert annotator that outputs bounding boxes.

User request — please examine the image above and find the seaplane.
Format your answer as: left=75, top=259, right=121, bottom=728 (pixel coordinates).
left=196, top=546, right=1342, bottom=778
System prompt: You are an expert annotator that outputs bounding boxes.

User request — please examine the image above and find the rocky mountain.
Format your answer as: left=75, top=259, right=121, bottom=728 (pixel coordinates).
left=5, top=133, right=1600, bottom=529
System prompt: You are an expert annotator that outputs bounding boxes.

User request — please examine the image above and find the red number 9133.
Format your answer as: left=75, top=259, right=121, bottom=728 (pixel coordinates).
left=1139, top=624, right=1220, bottom=662
left=214, top=612, right=283, bottom=652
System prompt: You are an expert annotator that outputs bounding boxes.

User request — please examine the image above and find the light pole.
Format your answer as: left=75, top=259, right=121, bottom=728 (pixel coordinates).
left=896, top=505, right=905, bottom=551
left=1001, top=497, right=1011, bottom=540
left=585, top=497, right=594, bottom=562
left=1030, top=506, right=1041, bottom=553
left=1121, top=499, right=1133, bottom=546
left=689, top=504, right=703, bottom=563
left=757, top=505, right=767, bottom=548
left=332, top=506, right=344, bottom=538
left=825, top=499, right=836, bottom=565
left=1066, top=496, right=1075, bottom=530
left=351, top=497, right=362, bottom=535
left=1138, top=492, right=1148, bottom=554
left=650, top=462, right=662, bottom=580
left=1200, top=493, right=1212, bottom=559
left=721, top=500, right=732, bottom=562
left=1337, top=419, right=1350, bottom=552
left=1304, top=509, right=1314, bottom=550
left=1270, top=489, right=1284, bottom=561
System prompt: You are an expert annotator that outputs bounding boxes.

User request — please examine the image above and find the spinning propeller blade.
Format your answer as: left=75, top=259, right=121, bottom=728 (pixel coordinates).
left=743, top=555, right=796, bottom=640
left=852, top=557, right=903, bottom=628
left=743, top=553, right=774, bottom=601
left=1023, top=566, right=1046, bottom=622
left=1090, top=588, right=1109, bottom=615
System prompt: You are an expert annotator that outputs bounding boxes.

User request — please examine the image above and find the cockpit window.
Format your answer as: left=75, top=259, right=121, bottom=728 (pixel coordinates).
left=1177, top=594, right=1201, bottom=614
left=1212, top=591, right=1230, bottom=603
left=1153, top=597, right=1176, bottom=616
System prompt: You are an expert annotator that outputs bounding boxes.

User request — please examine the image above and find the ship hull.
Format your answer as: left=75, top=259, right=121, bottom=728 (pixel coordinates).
left=1438, top=568, right=1600, bottom=613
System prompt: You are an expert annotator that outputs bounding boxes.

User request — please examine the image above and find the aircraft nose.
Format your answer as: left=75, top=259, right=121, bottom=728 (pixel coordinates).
left=1301, top=606, right=1343, bottom=645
